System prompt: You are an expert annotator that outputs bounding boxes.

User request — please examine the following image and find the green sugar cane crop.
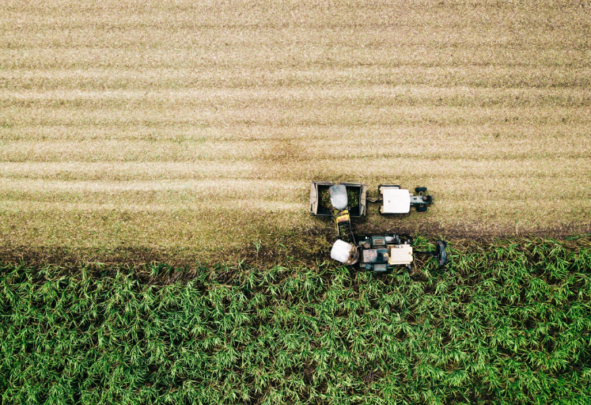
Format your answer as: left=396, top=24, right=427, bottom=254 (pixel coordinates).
left=319, top=187, right=332, bottom=209
left=1, top=238, right=591, bottom=404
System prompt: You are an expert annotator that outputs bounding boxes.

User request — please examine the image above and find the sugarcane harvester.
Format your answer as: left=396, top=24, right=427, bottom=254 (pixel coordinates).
left=310, top=181, right=448, bottom=272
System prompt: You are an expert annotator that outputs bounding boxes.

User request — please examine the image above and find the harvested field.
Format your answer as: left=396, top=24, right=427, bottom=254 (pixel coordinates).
left=1, top=0, right=591, bottom=264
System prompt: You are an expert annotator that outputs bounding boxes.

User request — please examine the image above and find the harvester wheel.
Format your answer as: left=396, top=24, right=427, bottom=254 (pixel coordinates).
left=435, top=240, right=448, bottom=267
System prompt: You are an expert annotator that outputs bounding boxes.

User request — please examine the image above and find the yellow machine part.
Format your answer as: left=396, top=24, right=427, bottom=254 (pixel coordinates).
left=335, top=210, right=350, bottom=224
left=334, top=210, right=352, bottom=236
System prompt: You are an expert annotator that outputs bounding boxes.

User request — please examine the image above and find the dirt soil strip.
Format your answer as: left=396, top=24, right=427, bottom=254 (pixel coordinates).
left=2, top=224, right=589, bottom=270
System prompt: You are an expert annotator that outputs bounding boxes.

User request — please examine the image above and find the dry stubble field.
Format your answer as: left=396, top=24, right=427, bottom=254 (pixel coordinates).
left=1, top=0, right=590, bottom=265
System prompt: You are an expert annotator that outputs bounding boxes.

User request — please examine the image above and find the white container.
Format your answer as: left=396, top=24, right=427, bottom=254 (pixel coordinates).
left=330, top=239, right=358, bottom=265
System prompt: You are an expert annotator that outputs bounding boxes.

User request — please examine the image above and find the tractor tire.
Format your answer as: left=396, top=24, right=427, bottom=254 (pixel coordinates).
left=415, top=187, right=427, bottom=193
left=416, top=205, right=428, bottom=212
left=435, top=240, right=448, bottom=267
